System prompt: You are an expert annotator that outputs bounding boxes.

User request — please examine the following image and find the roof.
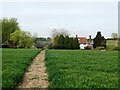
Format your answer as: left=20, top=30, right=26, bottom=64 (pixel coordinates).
left=77, top=37, right=88, bottom=44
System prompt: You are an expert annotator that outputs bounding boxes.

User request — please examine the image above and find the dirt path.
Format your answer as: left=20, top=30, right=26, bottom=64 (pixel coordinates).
left=17, top=50, right=48, bottom=88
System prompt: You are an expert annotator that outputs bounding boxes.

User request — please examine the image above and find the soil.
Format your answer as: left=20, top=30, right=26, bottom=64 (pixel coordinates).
left=17, top=50, right=48, bottom=88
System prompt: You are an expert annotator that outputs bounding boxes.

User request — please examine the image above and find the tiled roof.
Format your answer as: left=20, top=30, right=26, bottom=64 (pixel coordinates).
left=78, top=37, right=88, bottom=44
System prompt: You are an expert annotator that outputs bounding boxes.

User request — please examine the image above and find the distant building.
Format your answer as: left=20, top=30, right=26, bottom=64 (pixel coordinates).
left=77, top=35, right=93, bottom=50
left=78, top=37, right=88, bottom=49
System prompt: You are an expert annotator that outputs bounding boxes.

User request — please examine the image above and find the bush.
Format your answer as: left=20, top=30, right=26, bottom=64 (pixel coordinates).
left=113, top=46, right=120, bottom=51
left=48, top=43, right=53, bottom=49
left=84, top=46, right=92, bottom=50
left=95, top=46, right=105, bottom=50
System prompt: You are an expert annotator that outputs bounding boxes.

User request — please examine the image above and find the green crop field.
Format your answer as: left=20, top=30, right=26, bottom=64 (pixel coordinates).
left=2, top=49, right=41, bottom=88
left=106, top=40, right=118, bottom=46
left=45, top=50, right=118, bottom=88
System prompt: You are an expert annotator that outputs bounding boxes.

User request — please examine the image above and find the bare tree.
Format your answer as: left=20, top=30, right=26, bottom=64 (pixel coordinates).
left=51, top=27, right=69, bottom=40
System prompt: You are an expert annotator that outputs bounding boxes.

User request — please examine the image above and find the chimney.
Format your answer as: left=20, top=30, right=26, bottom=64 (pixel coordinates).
left=89, top=35, right=92, bottom=42
left=76, top=35, right=78, bottom=38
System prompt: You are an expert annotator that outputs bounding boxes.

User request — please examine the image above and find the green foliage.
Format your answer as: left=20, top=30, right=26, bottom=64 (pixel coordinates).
left=45, top=50, right=118, bottom=88
left=52, top=35, right=79, bottom=49
left=1, top=18, right=20, bottom=43
left=9, top=30, right=21, bottom=46
left=106, top=40, right=118, bottom=46
left=52, top=35, right=59, bottom=49
left=93, top=31, right=106, bottom=48
left=68, top=37, right=73, bottom=49
left=2, top=49, right=41, bottom=88
left=112, top=46, right=120, bottom=50
left=64, top=36, right=69, bottom=49
left=48, top=43, right=53, bottom=49
left=84, top=46, right=92, bottom=50
left=94, top=46, right=105, bottom=50
left=106, top=40, right=119, bottom=51
left=58, top=35, right=64, bottom=49
left=10, top=30, right=34, bottom=48
left=106, top=45, right=120, bottom=51
left=73, top=37, right=80, bottom=49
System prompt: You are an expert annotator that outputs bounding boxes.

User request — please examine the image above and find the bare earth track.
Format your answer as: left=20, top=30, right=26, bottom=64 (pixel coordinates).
left=17, top=50, right=48, bottom=88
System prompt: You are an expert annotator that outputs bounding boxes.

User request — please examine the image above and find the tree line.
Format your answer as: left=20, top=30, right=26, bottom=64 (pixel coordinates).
left=0, top=17, right=108, bottom=49
left=49, top=31, right=107, bottom=50
left=49, top=34, right=79, bottom=49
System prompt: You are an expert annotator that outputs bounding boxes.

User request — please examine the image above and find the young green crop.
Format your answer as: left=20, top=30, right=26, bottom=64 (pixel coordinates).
left=45, top=50, right=118, bottom=88
left=2, top=49, right=41, bottom=88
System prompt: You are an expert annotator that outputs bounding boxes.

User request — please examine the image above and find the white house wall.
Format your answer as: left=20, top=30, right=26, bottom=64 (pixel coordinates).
left=79, top=44, right=88, bottom=49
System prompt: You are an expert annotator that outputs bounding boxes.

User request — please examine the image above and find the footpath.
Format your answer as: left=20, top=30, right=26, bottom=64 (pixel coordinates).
left=17, top=50, right=48, bottom=88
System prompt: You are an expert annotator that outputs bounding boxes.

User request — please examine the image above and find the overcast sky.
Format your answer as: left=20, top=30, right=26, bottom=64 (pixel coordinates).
left=1, top=0, right=118, bottom=38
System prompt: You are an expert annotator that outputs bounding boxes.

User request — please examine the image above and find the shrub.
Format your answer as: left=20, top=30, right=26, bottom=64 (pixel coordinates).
left=84, top=46, right=92, bottom=50
left=93, top=31, right=106, bottom=48
left=113, top=46, right=120, bottom=51
left=48, top=43, right=53, bottom=49
left=94, top=46, right=105, bottom=50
